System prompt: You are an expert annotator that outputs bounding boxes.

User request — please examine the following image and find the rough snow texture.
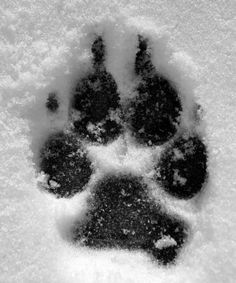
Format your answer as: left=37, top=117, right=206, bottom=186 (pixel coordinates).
left=0, top=1, right=236, bottom=283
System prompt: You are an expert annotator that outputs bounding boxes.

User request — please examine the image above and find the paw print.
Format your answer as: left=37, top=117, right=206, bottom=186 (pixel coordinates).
left=37, top=35, right=208, bottom=265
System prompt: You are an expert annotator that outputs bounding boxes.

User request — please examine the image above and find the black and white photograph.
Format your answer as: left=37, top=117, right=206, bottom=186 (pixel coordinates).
left=0, top=1, right=235, bottom=282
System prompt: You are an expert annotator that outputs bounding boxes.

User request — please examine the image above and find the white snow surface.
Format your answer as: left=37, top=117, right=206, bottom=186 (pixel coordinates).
left=0, top=1, right=236, bottom=283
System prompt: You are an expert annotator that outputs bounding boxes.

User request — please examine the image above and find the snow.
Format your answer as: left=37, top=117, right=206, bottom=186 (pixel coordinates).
left=154, top=236, right=177, bottom=249
left=0, top=0, right=236, bottom=283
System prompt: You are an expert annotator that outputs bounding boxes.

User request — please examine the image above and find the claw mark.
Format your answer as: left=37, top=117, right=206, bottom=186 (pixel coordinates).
left=91, top=36, right=106, bottom=67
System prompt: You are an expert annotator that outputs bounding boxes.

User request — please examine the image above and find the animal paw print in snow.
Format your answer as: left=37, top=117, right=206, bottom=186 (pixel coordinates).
left=38, top=35, right=208, bottom=265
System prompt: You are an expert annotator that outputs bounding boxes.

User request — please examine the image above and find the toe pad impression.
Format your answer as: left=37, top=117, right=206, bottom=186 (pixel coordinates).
left=156, top=134, right=208, bottom=199
left=39, top=132, right=93, bottom=198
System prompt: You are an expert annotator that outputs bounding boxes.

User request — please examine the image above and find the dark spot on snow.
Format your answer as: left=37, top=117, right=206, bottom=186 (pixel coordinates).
left=46, top=92, right=59, bottom=112
left=39, top=132, right=93, bottom=198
